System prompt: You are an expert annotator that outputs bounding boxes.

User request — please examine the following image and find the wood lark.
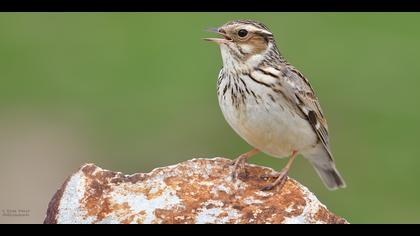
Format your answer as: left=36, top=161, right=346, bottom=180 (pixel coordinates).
left=205, top=20, right=346, bottom=190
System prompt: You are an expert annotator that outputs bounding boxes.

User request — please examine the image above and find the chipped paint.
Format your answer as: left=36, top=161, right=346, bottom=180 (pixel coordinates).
left=44, top=158, right=348, bottom=224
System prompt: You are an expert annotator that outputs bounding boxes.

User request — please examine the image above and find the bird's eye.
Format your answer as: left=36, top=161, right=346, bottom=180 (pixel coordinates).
left=238, top=29, right=248, bottom=37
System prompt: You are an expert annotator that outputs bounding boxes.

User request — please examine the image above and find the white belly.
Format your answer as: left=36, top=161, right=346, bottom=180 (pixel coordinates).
left=218, top=80, right=317, bottom=158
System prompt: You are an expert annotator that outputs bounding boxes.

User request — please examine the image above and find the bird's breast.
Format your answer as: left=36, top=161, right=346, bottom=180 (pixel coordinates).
left=217, top=73, right=317, bottom=158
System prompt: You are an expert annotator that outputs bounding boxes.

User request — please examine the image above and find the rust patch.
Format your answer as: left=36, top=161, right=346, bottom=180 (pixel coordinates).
left=145, top=187, right=165, bottom=200
left=82, top=179, right=111, bottom=222
left=121, top=213, right=136, bottom=224
left=158, top=174, right=215, bottom=223
left=80, top=166, right=143, bottom=223
left=125, top=173, right=147, bottom=184
left=154, top=209, right=195, bottom=224
left=314, top=206, right=348, bottom=224
left=80, top=163, right=97, bottom=176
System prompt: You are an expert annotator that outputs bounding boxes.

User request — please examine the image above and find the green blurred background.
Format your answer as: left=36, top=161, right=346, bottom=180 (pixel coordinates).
left=0, top=13, right=419, bottom=224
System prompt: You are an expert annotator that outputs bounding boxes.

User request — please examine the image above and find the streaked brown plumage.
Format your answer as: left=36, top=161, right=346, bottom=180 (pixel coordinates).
left=205, top=20, right=346, bottom=190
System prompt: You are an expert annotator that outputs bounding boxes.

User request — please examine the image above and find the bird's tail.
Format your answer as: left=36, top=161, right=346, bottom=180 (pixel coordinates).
left=304, top=148, right=346, bottom=190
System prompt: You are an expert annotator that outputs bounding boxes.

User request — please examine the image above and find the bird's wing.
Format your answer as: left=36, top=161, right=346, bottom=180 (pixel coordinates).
left=277, top=64, right=333, bottom=159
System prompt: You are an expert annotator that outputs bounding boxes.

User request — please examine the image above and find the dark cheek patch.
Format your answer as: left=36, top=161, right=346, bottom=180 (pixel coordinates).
left=248, top=35, right=268, bottom=54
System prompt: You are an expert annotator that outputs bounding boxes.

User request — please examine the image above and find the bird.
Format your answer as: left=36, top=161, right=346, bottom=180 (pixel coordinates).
left=204, top=20, right=346, bottom=191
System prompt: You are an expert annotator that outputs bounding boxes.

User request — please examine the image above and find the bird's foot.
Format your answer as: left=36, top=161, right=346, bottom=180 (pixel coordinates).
left=229, top=155, right=249, bottom=181
left=260, top=170, right=288, bottom=191
left=224, top=149, right=259, bottom=182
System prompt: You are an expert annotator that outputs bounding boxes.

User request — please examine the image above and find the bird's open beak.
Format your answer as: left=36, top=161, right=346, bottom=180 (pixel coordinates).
left=203, top=27, right=232, bottom=44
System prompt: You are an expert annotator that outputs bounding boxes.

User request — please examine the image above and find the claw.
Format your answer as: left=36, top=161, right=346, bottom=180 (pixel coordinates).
left=238, top=170, right=248, bottom=179
left=259, top=173, right=280, bottom=180
left=260, top=184, right=275, bottom=191
left=223, top=160, right=236, bottom=168
left=231, top=171, right=237, bottom=180
left=260, top=174, right=288, bottom=191
left=231, top=156, right=247, bottom=181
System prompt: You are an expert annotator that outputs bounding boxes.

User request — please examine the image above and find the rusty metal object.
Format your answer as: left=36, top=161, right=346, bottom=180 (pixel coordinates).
left=44, top=158, right=348, bottom=224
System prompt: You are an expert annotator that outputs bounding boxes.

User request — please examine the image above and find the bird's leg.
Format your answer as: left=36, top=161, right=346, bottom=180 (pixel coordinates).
left=261, top=150, right=298, bottom=191
left=229, top=148, right=259, bottom=180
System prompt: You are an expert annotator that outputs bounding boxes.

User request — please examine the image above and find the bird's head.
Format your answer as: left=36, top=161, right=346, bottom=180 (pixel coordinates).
left=205, top=20, right=279, bottom=69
